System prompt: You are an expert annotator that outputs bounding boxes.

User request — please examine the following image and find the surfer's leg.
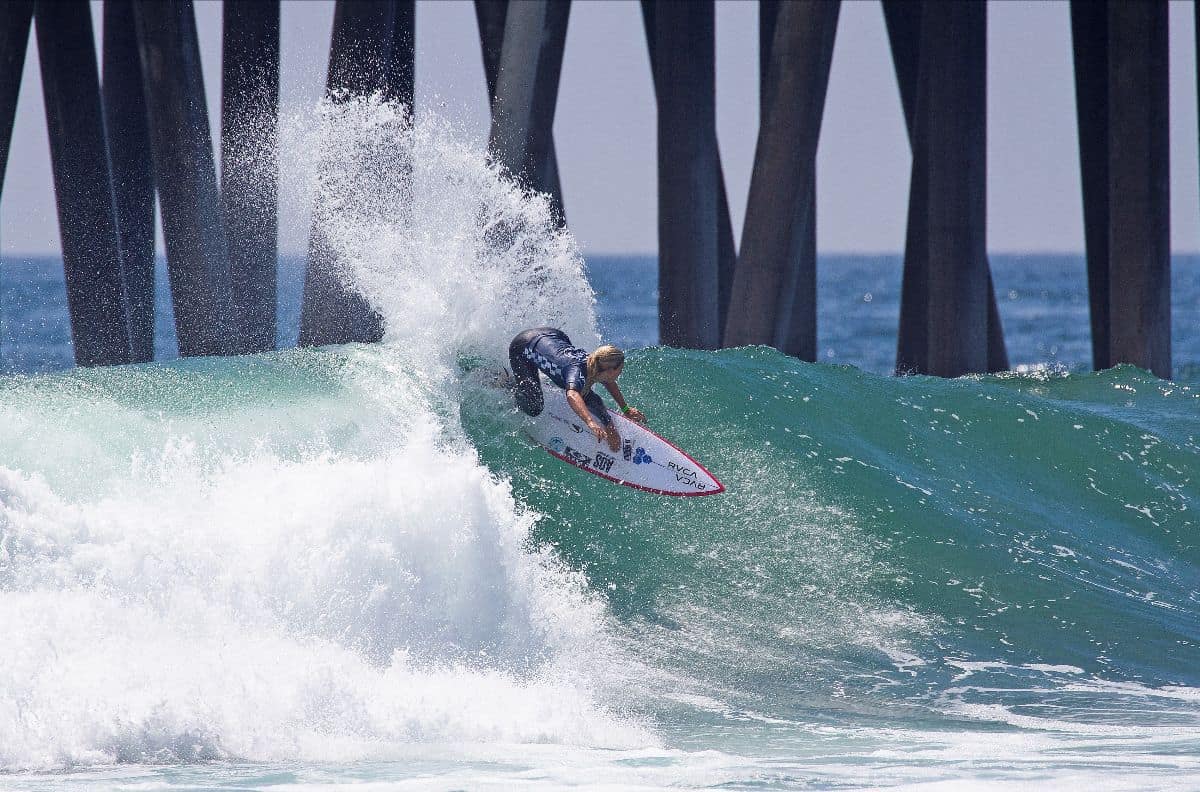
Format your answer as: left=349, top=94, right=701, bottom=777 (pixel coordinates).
left=512, top=375, right=543, bottom=416
left=508, top=332, right=545, bottom=416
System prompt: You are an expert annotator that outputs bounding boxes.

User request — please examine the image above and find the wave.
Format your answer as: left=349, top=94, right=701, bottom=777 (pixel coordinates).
left=3, top=97, right=1199, bottom=771
left=465, top=348, right=1200, bottom=725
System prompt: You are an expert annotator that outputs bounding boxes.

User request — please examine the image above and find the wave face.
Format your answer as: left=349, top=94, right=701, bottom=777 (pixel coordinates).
left=3, top=99, right=1200, bottom=786
left=467, top=350, right=1200, bottom=714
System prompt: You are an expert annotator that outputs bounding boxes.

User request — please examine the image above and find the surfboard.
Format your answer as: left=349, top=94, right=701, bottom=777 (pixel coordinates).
left=526, top=386, right=724, bottom=496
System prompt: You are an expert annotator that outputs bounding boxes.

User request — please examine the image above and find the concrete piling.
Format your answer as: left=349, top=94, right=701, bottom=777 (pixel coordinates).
left=650, top=0, right=722, bottom=350
left=103, top=0, right=156, bottom=363
left=0, top=0, right=29, bottom=368
left=36, top=0, right=134, bottom=366
left=724, top=0, right=838, bottom=356
left=133, top=0, right=237, bottom=358
left=298, top=0, right=397, bottom=348
left=916, top=1, right=988, bottom=378
left=759, top=0, right=817, bottom=361
left=476, top=0, right=565, bottom=223
left=0, top=0, right=31, bottom=365
left=474, top=0, right=507, bottom=106
left=487, top=0, right=570, bottom=223
left=222, top=0, right=280, bottom=354
left=1106, top=0, right=1170, bottom=378
left=885, top=0, right=1006, bottom=376
left=640, top=0, right=736, bottom=343
left=882, top=0, right=928, bottom=374
left=1070, top=0, right=1111, bottom=372
left=0, top=0, right=32, bottom=212
left=386, top=0, right=415, bottom=108
left=1071, top=0, right=1170, bottom=378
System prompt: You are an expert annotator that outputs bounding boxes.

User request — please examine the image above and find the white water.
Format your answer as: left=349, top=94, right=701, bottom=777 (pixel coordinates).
left=0, top=99, right=649, bottom=771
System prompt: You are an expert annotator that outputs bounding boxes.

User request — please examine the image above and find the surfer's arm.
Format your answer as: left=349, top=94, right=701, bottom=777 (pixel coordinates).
left=568, top=388, right=621, bottom=451
left=566, top=389, right=606, bottom=436
left=602, top=381, right=645, bottom=424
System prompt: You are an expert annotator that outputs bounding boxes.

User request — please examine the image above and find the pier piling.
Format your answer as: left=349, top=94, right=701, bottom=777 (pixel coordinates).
left=37, top=0, right=134, bottom=366
left=883, top=0, right=929, bottom=375
left=1107, top=0, right=1170, bottom=379
left=299, top=0, right=398, bottom=348
left=640, top=0, right=736, bottom=343
left=477, top=0, right=565, bottom=223
left=652, top=0, right=722, bottom=350
left=487, top=0, right=570, bottom=222
left=1072, top=0, right=1170, bottom=379
left=887, top=0, right=1005, bottom=376
left=918, top=1, right=988, bottom=378
left=103, top=0, right=156, bottom=363
left=757, top=0, right=820, bottom=361
left=474, top=0, right=507, bottom=100
left=886, top=0, right=990, bottom=377
left=134, top=0, right=237, bottom=357
left=0, top=0, right=31, bottom=366
left=724, top=0, right=838, bottom=356
left=221, top=0, right=280, bottom=354
left=386, top=0, right=415, bottom=108
left=1071, top=0, right=1111, bottom=372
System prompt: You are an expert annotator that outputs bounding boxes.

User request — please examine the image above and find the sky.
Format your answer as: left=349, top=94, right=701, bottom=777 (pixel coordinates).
left=1, top=0, right=1198, bottom=256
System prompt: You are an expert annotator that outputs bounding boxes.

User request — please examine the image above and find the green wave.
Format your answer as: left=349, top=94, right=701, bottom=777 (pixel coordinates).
left=464, top=346, right=1200, bottom=721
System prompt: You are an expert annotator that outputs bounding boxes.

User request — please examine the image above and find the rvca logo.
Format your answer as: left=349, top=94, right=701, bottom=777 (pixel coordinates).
left=668, top=460, right=707, bottom=490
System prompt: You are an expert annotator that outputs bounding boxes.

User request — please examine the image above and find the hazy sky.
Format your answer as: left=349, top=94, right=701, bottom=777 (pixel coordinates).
left=2, top=0, right=1198, bottom=256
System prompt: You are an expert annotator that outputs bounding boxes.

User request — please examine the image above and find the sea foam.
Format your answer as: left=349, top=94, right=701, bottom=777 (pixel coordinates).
left=0, top=98, right=648, bottom=770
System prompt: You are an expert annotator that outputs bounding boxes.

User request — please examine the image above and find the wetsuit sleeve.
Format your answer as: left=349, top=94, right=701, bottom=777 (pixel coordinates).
left=561, top=363, right=586, bottom=392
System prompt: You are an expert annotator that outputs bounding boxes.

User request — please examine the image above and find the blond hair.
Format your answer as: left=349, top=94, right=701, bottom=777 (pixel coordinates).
left=586, top=344, right=625, bottom=387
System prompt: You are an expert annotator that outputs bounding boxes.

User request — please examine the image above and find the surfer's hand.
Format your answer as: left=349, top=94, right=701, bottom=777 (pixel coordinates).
left=587, top=421, right=607, bottom=444
left=625, top=407, right=646, bottom=424
left=604, top=425, right=620, bottom=452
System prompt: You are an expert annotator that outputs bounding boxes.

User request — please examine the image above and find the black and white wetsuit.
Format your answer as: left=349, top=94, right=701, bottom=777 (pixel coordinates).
left=508, top=327, right=612, bottom=426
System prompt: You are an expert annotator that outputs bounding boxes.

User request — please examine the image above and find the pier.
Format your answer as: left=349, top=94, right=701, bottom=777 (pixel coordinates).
left=0, top=0, right=1182, bottom=379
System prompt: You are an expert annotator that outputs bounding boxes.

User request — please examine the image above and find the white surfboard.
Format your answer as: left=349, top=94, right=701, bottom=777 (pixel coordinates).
left=526, top=387, right=724, bottom=496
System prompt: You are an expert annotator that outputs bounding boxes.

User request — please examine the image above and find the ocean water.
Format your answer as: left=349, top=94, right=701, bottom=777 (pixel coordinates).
left=5, top=253, right=1200, bottom=382
left=2, top=100, right=1200, bottom=790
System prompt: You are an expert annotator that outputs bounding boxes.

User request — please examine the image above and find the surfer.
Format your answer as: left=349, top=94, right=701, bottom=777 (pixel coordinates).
left=508, top=327, right=645, bottom=451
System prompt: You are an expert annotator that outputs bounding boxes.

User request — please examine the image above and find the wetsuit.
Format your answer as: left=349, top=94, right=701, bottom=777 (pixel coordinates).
left=508, top=328, right=612, bottom=426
